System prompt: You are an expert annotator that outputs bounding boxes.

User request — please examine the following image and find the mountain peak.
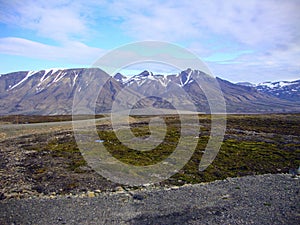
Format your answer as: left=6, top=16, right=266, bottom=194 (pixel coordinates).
left=177, top=68, right=194, bottom=86
left=138, top=70, right=153, bottom=77
left=113, top=73, right=128, bottom=83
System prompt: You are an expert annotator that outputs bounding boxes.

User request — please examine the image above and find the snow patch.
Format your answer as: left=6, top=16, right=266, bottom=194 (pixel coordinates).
left=158, top=77, right=169, bottom=87
left=180, top=69, right=193, bottom=87
left=40, top=68, right=63, bottom=82
left=258, top=81, right=296, bottom=89
left=72, top=71, right=79, bottom=86
left=53, top=71, right=66, bottom=83
left=8, top=70, right=38, bottom=90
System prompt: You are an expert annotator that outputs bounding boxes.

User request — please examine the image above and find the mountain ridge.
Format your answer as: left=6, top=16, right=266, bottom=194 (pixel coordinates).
left=237, top=80, right=300, bottom=102
left=0, top=68, right=299, bottom=115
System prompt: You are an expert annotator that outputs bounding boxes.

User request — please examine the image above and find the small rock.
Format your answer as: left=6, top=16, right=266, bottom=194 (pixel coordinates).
left=222, top=194, right=230, bottom=199
left=115, top=186, right=124, bottom=193
left=171, top=186, right=180, bottom=190
left=0, top=192, right=5, bottom=200
left=49, top=195, right=56, bottom=199
left=80, top=193, right=86, bottom=198
left=133, top=194, right=144, bottom=201
left=87, top=191, right=95, bottom=198
left=77, top=166, right=93, bottom=172
left=6, top=192, right=21, bottom=199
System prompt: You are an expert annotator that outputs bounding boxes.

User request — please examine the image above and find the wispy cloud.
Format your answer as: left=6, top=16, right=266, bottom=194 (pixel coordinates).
left=0, top=37, right=104, bottom=64
left=0, top=0, right=105, bottom=65
left=208, top=43, right=300, bottom=83
left=106, top=0, right=300, bottom=45
left=0, top=0, right=91, bottom=42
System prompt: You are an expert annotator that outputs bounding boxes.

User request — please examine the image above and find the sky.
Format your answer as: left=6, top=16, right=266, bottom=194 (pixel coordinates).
left=0, top=0, right=299, bottom=83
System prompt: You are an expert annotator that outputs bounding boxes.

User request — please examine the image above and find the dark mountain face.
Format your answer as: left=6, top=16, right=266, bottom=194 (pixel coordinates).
left=0, top=68, right=299, bottom=115
left=113, top=73, right=128, bottom=84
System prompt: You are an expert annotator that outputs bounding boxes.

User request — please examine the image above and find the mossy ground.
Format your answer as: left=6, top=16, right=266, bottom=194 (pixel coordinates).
left=34, top=114, right=299, bottom=187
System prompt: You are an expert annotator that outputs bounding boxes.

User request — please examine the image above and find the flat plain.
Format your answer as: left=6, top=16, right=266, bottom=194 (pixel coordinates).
left=0, top=114, right=299, bottom=199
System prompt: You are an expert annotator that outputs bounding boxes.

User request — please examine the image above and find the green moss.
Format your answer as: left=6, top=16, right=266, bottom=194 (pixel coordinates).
left=36, top=114, right=300, bottom=185
left=98, top=118, right=181, bottom=166
left=168, top=134, right=299, bottom=185
left=90, top=115, right=199, bottom=172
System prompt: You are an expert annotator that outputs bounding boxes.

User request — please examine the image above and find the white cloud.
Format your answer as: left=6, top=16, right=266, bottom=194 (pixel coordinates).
left=0, top=37, right=104, bottom=64
left=0, top=0, right=92, bottom=42
left=105, top=0, right=300, bottom=46
left=207, top=42, right=300, bottom=83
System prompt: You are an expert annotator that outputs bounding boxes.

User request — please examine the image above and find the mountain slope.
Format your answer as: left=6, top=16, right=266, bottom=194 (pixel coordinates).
left=0, top=68, right=140, bottom=115
left=0, top=68, right=82, bottom=115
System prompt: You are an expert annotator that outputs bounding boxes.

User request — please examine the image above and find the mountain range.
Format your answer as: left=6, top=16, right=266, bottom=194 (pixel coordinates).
left=0, top=68, right=299, bottom=115
left=236, top=80, right=300, bottom=102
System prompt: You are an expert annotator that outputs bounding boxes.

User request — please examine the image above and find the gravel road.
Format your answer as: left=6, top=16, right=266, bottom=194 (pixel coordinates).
left=1, top=173, right=299, bottom=225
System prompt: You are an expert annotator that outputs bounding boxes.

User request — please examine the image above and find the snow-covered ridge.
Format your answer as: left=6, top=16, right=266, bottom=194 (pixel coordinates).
left=237, top=80, right=299, bottom=89
left=116, top=69, right=197, bottom=87
left=8, top=70, right=38, bottom=90
left=257, top=80, right=299, bottom=89
left=8, top=68, right=66, bottom=91
left=117, top=70, right=170, bottom=86
left=236, top=79, right=300, bottom=101
left=4, top=68, right=85, bottom=92
left=256, top=80, right=300, bottom=96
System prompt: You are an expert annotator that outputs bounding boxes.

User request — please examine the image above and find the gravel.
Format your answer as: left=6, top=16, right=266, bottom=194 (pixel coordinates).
left=1, top=173, right=299, bottom=225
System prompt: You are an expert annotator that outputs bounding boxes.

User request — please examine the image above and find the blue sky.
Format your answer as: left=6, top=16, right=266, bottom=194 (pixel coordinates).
left=0, top=0, right=299, bottom=83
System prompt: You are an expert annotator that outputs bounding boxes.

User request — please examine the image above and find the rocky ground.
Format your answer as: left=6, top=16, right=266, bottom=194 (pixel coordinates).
left=0, top=131, right=120, bottom=200
left=0, top=174, right=299, bottom=224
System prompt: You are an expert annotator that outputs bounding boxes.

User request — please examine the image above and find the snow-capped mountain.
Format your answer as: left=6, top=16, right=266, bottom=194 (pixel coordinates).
left=114, top=69, right=299, bottom=113
left=256, top=80, right=300, bottom=102
left=0, top=68, right=299, bottom=115
left=237, top=80, right=300, bottom=102
left=115, top=69, right=197, bottom=88
left=0, top=68, right=144, bottom=115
